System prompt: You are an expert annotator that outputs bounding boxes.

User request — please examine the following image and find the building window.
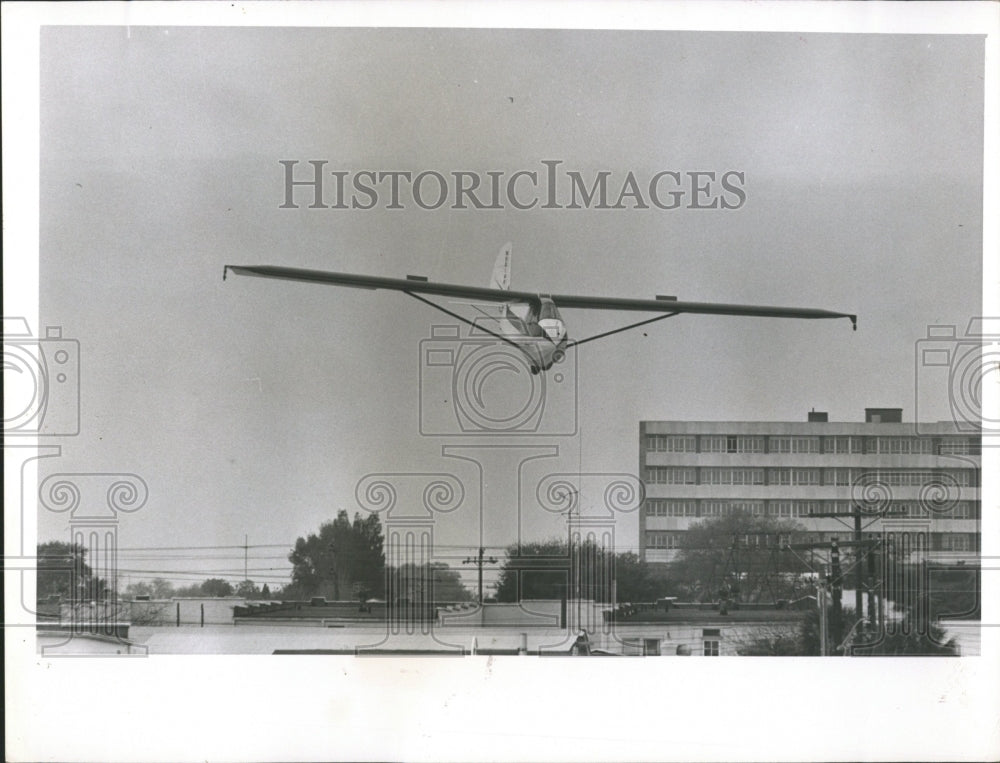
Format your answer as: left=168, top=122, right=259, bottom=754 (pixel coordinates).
left=646, top=532, right=683, bottom=549
left=701, top=436, right=726, bottom=453
left=699, top=500, right=765, bottom=517
left=702, top=468, right=765, bottom=486
left=828, top=436, right=865, bottom=454
left=770, top=468, right=821, bottom=486
left=874, top=437, right=935, bottom=455
left=703, top=628, right=721, bottom=655
left=646, top=467, right=697, bottom=485
left=793, top=501, right=820, bottom=518
left=646, top=435, right=697, bottom=453
left=646, top=500, right=699, bottom=517
left=890, top=502, right=912, bottom=517
left=702, top=435, right=763, bottom=453
left=851, top=469, right=974, bottom=489
left=739, top=436, right=764, bottom=453
left=703, top=501, right=722, bottom=517
left=950, top=502, right=979, bottom=520
left=938, top=438, right=980, bottom=456
left=730, top=501, right=765, bottom=515
left=943, top=534, right=970, bottom=552
left=831, top=469, right=852, bottom=486
left=792, top=468, right=821, bottom=486
left=770, top=436, right=821, bottom=454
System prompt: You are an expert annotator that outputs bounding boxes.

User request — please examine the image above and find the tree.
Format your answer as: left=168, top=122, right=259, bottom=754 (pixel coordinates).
left=124, top=581, right=154, bottom=599
left=851, top=616, right=958, bottom=656
left=124, top=579, right=182, bottom=599
left=671, top=511, right=808, bottom=603
left=260, top=583, right=271, bottom=599
left=388, top=562, right=474, bottom=603
left=235, top=580, right=259, bottom=598
left=288, top=510, right=385, bottom=600
left=150, top=578, right=175, bottom=599
left=127, top=599, right=172, bottom=625
left=494, top=539, right=653, bottom=604
left=173, top=582, right=207, bottom=597
left=745, top=606, right=961, bottom=656
left=201, top=578, right=234, bottom=597
left=36, top=541, right=107, bottom=604
left=494, top=539, right=577, bottom=603
left=613, top=552, right=672, bottom=603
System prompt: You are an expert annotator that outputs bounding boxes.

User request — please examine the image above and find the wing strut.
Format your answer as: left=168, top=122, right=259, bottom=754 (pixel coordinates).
left=566, top=312, right=680, bottom=349
left=404, top=291, right=525, bottom=351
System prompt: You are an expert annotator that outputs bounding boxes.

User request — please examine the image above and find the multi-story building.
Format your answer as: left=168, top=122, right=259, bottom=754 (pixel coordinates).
left=640, top=409, right=980, bottom=565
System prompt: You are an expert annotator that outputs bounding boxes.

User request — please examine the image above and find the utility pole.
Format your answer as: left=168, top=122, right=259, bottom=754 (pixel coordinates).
left=817, top=577, right=828, bottom=656
left=867, top=539, right=879, bottom=632
left=830, top=538, right=843, bottom=648
left=787, top=538, right=883, bottom=656
left=808, top=506, right=901, bottom=622
left=328, top=542, right=339, bottom=601
left=244, top=533, right=249, bottom=584
left=463, top=547, right=497, bottom=605
left=853, top=510, right=864, bottom=617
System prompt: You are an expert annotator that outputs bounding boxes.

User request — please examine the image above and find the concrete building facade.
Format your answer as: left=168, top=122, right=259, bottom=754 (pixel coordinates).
left=639, top=409, right=981, bottom=565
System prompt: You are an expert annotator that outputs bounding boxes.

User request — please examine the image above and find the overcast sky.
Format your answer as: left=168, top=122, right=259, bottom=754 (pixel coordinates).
left=38, top=27, right=984, bottom=588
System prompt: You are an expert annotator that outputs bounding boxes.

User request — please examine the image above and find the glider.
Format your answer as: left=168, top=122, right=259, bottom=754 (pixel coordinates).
left=224, top=244, right=856, bottom=374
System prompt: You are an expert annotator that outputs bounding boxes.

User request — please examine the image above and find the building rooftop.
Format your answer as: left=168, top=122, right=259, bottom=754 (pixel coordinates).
left=613, top=607, right=807, bottom=624
left=641, top=407, right=978, bottom=430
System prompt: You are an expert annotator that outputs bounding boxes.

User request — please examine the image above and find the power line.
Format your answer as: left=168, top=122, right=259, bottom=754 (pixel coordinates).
left=462, top=547, right=498, bottom=604
left=113, top=544, right=290, bottom=551
left=114, top=555, right=292, bottom=560
left=121, top=572, right=291, bottom=578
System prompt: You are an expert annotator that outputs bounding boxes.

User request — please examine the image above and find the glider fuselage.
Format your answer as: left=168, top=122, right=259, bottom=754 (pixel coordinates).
left=497, top=297, right=568, bottom=373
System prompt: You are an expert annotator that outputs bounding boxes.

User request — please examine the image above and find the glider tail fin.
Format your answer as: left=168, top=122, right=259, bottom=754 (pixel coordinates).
left=491, top=242, right=513, bottom=316
left=491, top=242, right=512, bottom=291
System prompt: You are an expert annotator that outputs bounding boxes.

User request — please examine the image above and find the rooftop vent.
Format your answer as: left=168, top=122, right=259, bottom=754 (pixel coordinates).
left=865, top=408, right=902, bottom=423
left=808, top=410, right=828, bottom=422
